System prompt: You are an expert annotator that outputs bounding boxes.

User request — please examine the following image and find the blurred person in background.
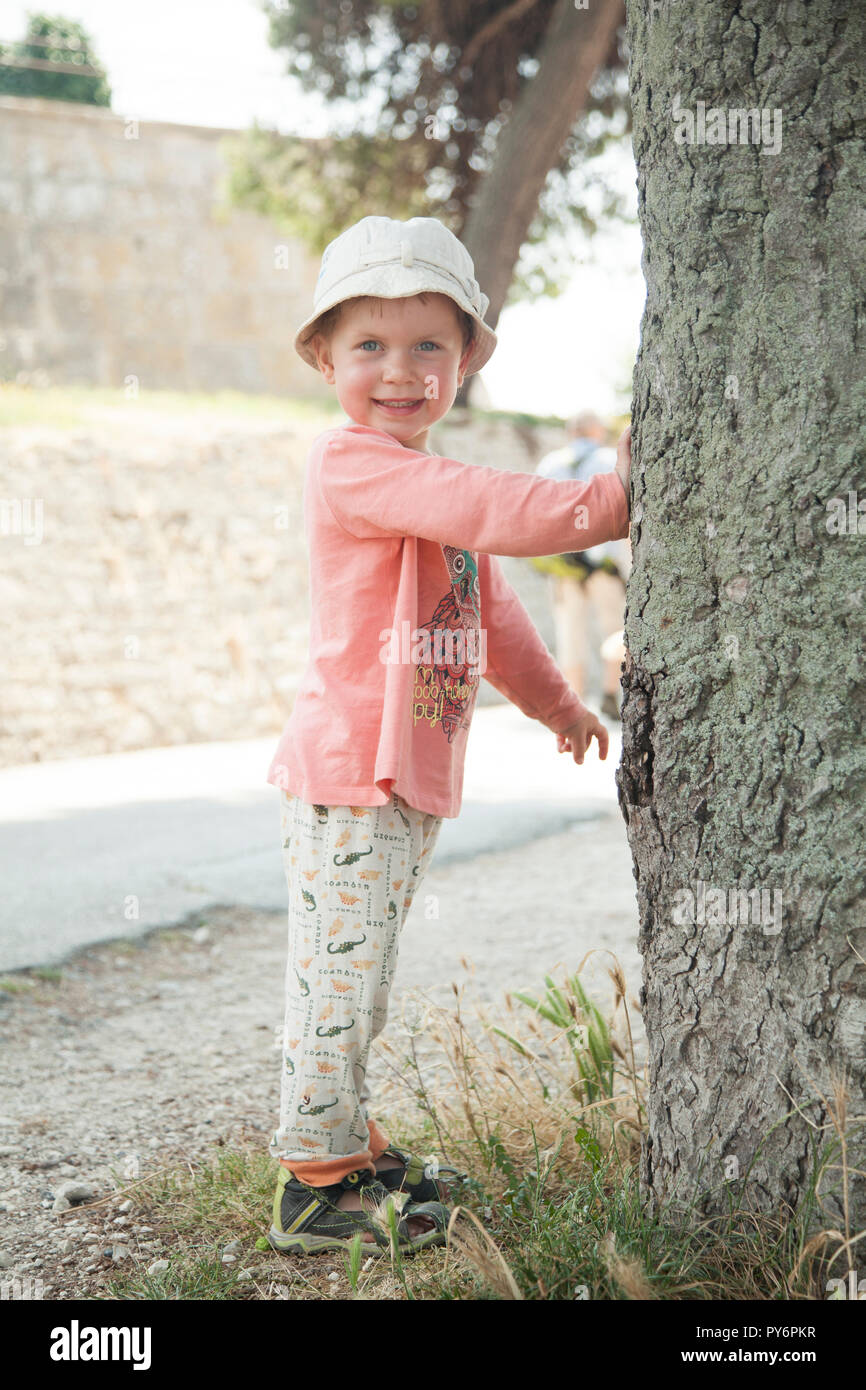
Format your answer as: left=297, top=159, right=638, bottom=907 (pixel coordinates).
left=532, top=411, right=631, bottom=720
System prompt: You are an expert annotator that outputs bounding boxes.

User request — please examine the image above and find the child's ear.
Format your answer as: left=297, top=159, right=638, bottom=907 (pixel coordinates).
left=312, top=333, right=335, bottom=382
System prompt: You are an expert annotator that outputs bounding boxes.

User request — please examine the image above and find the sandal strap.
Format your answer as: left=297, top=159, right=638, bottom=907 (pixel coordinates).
left=277, top=1167, right=450, bottom=1250
left=381, top=1145, right=467, bottom=1179
left=392, top=1197, right=451, bottom=1242
left=376, top=1147, right=468, bottom=1202
left=284, top=1172, right=393, bottom=1246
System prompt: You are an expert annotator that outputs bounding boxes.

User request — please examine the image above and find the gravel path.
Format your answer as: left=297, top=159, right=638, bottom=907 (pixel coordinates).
left=0, top=811, right=641, bottom=1300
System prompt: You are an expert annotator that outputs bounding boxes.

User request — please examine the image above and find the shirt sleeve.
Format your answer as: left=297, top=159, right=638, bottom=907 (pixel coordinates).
left=316, top=424, right=629, bottom=557
left=478, top=551, right=590, bottom=734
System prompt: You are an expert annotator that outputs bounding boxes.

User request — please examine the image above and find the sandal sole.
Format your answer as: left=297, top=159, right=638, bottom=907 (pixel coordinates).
left=267, top=1224, right=447, bottom=1255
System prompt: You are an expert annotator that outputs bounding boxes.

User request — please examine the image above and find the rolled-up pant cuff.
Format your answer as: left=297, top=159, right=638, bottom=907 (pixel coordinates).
left=279, top=1117, right=391, bottom=1187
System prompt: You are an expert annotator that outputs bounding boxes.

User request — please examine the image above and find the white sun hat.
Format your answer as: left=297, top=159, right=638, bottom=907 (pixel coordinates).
left=293, top=215, right=498, bottom=376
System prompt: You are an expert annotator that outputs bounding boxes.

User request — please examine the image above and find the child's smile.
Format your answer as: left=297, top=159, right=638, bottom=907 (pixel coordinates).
left=372, top=397, right=425, bottom=417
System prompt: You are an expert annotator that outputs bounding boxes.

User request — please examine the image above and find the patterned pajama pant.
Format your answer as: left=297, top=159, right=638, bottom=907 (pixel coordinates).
left=268, top=789, right=443, bottom=1186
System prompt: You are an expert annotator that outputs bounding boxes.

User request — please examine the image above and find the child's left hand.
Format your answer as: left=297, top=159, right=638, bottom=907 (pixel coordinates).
left=556, top=712, right=609, bottom=765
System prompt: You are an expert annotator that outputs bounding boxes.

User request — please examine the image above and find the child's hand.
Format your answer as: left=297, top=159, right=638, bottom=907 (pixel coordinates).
left=556, top=712, right=609, bottom=766
left=614, top=424, right=632, bottom=501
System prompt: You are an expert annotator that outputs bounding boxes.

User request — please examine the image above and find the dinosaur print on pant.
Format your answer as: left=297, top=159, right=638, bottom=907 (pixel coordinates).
left=298, top=1097, right=339, bottom=1116
left=316, top=1019, right=356, bottom=1038
left=333, top=846, right=374, bottom=866
left=271, top=791, right=444, bottom=1170
left=326, top=933, right=368, bottom=955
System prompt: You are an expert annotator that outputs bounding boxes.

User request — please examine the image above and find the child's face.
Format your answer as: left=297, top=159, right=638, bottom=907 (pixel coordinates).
left=311, top=293, right=473, bottom=451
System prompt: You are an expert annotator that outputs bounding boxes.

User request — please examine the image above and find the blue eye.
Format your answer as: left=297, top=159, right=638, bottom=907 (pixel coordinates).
left=418, top=341, right=439, bottom=351
left=358, top=340, right=380, bottom=351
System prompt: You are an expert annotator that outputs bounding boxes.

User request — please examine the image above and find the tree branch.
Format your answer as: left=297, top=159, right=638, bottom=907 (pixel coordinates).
left=461, top=0, right=545, bottom=70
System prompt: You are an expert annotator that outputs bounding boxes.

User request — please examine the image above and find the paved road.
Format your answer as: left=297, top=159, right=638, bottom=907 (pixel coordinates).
left=0, top=703, right=624, bottom=972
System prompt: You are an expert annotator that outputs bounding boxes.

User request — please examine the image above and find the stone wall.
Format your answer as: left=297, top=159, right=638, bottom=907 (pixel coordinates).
left=0, top=404, right=581, bottom=767
left=0, top=96, right=328, bottom=396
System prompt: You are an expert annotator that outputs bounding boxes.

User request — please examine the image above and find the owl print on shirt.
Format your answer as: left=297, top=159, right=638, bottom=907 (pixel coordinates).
left=411, top=544, right=484, bottom=743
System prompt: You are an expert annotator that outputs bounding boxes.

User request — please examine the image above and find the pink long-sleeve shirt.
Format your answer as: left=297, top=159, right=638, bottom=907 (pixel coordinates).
left=267, top=421, right=630, bottom=818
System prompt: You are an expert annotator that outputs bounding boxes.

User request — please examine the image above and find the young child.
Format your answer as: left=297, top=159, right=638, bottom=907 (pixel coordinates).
left=265, top=215, right=632, bottom=1255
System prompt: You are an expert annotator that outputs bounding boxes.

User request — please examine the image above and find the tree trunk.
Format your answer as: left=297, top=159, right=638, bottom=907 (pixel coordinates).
left=618, top=0, right=866, bottom=1236
left=456, top=0, right=625, bottom=407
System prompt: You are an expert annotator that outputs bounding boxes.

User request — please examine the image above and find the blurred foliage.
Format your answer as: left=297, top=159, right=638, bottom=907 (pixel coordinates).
left=223, top=0, right=633, bottom=304
left=0, top=12, right=111, bottom=105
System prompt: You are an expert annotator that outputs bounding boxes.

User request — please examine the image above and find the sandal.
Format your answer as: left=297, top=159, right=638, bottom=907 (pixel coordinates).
left=268, top=1165, right=450, bottom=1255
left=373, top=1146, right=468, bottom=1205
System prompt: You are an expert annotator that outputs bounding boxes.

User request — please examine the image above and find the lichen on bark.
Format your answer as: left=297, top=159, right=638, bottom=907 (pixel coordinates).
left=618, top=0, right=866, bottom=1234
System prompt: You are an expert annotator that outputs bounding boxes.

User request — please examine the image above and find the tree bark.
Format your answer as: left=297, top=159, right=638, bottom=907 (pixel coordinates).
left=456, top=0, right=625, bottom=406
left=618, top=0, right=866, bottom=1235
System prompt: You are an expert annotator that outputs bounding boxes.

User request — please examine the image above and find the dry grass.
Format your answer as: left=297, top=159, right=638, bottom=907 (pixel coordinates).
left=99, top=958, right=863, bottom=1301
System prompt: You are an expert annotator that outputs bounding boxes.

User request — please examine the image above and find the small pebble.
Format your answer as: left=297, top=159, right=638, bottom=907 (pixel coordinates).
left=118, top=1199, right=133, bottom=1213
left=192, top=927, right=210, bottom=945
left=147, top=1260, right=169, bottom=1276
left=111, top=1245, right=131, bottom=1262
left=54, top=1181, right=95, bottom=1204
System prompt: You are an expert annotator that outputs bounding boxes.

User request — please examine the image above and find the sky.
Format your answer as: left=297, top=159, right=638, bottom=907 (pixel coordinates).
left=4, top=0, right=647, bottom=418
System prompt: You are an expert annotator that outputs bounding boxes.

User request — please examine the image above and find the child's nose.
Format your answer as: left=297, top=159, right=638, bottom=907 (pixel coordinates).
left=381, top=352, right=415, bottom=382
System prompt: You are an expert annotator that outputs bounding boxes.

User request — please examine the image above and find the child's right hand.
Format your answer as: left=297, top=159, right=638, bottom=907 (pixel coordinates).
left=556, top=711, right=609, bottom=766
left=614, top=425, right=632, bottom=501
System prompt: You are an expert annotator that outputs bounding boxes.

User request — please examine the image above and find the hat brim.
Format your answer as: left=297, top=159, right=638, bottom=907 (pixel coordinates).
left=294, top=268, right=497, bottom=376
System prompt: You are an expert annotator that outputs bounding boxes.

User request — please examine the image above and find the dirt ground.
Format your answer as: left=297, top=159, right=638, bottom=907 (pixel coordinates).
left=0, top=810, right=642, bottom=1301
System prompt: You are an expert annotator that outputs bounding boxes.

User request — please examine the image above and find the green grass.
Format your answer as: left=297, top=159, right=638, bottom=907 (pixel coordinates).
left=0, top=965, right=63, bottom=992
left=0, top=975, right=37, bottom=994
left=461, top=403, right=569, bottom=430
left=0, top=383, right=344, bottom=429
left=0, top=382, right=568, bottom=433
left=95, top=964, right=857, bottom=1302
left=31, top=965, right=63, bottom=983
